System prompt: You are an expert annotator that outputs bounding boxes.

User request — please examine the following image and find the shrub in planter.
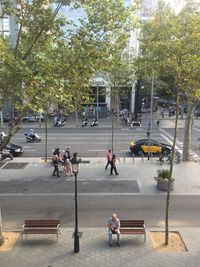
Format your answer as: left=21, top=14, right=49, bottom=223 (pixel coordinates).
left=154, top=169, right=174, bottom=191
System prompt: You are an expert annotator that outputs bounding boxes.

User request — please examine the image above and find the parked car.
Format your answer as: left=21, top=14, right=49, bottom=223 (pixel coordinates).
left=131, top=121, right=141, bottom=127
left=22, top=114, right=37, bottom=122
left=129, top=138, right=172, bottom=155
left=35, top=114, right=45, bottom=122
left=6, top=143, right=23, bottom=156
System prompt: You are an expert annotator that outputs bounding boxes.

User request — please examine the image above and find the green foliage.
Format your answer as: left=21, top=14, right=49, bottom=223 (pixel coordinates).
left=137, top=0, right=200, bottom=100
left=0, top=0, right=136, bottom=134
left=156, top=169, right=171, bottom=180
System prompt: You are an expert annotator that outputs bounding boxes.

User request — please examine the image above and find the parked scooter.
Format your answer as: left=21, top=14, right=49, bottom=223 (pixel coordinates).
left=24, top=132, right=41, bottom=143
left=82, top=117, right=88, bottom=127
left=0, top=149, right=13, bottom=161
left=54, top=118, right=67, bottom=127
left=91, top=118, right=98, bottom=127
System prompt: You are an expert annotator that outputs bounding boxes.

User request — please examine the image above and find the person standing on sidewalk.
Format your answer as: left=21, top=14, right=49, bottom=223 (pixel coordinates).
left=105, top=149, right=112, bottom=170
left=107, top=213, right=120, bottom=247
left=110, top=154, right=119, bottom=175
left=52, top=156, right=60, bottom=177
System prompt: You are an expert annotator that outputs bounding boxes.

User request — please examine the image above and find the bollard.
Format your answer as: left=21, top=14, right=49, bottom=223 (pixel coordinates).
left=123, top=153, right=125, bottom=164
left=141, top=153, right=144, bottom=164
left=150, top=153, right=154, bottom=163
left=132, top=153, right=135, bottom=164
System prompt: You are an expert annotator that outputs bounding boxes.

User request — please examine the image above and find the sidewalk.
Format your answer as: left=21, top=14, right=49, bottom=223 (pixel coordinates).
left=1, top=157, right=200, bottom=266
left=0, top=227, right=200, bottom=267
left=1, top=157, right=200, bottom=195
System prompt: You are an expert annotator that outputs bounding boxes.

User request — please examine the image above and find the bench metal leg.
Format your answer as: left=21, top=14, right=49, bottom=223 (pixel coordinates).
left=144, top=232, right=146, bottom=242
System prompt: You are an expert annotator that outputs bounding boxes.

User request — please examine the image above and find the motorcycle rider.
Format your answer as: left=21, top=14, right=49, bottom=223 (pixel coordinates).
left=28, top=129, right=35, bottom=141
left=0, top=132, right=7, bottom=142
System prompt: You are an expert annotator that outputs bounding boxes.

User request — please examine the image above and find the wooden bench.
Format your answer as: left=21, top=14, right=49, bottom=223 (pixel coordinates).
left=120, top=220, right=146, bottom=242
left=21, top=220, right=61, bottom=242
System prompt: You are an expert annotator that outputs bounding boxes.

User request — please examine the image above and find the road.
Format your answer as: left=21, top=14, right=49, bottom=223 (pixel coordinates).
left=1, top=194, right=200, bottom=229
left=8, top=125, right=200, bottom=160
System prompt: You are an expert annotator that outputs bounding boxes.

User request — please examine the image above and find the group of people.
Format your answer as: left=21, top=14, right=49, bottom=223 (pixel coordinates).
left=105, top=149, right=119, bottom=175
left=52, top=147, right=73, bottom=177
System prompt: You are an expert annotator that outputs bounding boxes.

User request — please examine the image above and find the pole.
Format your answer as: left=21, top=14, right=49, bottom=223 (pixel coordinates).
left=0, top=110, right=4, bottom=128
left=112, top=108, right=114, bottom=153
left=96, top=83, right=99, bottom=122
left=148, top=76, right=154, bottom=160
left=45, top=111, right=48, bottom=162
left=74, top=172, right=79, bottom=253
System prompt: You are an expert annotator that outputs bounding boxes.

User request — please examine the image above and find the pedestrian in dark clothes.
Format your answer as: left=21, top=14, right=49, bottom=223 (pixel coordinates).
left=52, top=157, right=60, bottom=177
left=110, top=154, right=119, bottom=176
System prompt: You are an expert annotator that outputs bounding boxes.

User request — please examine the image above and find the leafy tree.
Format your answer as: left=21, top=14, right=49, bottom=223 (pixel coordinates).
left=0, top=0, right=135, bottom=147
left=137, top=0, right=200, bottom=245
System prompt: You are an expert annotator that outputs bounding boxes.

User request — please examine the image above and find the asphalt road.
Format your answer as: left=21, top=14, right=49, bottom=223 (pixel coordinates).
left=1, top=194, right=200, bottom=230
left=8, top=125, right=200, bottom=159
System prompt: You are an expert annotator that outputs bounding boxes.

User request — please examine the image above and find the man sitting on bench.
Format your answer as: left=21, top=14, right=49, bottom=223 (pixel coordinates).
left=107, top=213, right=120, bottom=247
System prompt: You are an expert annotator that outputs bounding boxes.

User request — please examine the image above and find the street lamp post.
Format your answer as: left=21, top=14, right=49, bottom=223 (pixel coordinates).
left=112, top=108, right=114, bottom=153
left=71, top=154, right=80, bottom=253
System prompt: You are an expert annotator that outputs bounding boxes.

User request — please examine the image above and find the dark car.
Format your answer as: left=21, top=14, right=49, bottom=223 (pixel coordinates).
left=131, top=121, right=141, bottom=127
left=6, top=143, right=23, bottom=156
left=129, top=138, right=171, bottom=155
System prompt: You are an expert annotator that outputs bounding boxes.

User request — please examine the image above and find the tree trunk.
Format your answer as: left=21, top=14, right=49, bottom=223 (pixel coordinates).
left=74, top=99, right=79, bottom=128
left=45, top=111, right=48, bottom=162
left=0, top=206, right=4, bottom=245
left=165, top=93, right=179, bottom=245
left=116, top=87, right=120, bottom=127
left=182, top=101, right=195, bottom=161
left=0, top=110, right=4, bottom=128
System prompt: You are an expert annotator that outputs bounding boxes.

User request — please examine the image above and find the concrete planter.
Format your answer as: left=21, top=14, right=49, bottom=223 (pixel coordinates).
left=156, top=178, right=174, bottom=191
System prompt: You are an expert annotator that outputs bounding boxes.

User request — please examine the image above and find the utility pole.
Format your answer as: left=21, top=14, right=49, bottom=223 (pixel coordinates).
left=96, top=83, right=99, bottom=123
left=148, top=76, right=154, bottom=160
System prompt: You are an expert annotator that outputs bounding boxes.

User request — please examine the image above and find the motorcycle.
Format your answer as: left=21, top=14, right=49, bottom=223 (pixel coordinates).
left=24, top=132, right=41, bottom=143
left=91, top=118, right=98, bottom=127
left=0, top=149, right=13, bottom=161
left=82, top=118, right=88, bottom=127
left=54, top=118, right=67, bottom=127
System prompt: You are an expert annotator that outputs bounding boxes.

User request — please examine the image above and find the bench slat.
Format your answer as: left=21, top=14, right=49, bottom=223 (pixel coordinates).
left=22, top=229, right=58, bottom=234
left=24, top=220, right=60, bottom=225
left=120, top=229, right=145, bottom=234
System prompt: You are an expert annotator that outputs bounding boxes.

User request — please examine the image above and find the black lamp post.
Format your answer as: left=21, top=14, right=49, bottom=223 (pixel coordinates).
left=71, top=154, right=80, bottom=253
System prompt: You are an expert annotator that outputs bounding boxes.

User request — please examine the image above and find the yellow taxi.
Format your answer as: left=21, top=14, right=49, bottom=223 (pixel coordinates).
left=129, top=139, right=171, bottom=155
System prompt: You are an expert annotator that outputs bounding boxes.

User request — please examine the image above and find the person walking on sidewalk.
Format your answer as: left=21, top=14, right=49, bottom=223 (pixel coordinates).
left=65, top=158, right=73, bottom=176
left=110, top=154, right=119, bottom=175
left=107, top=213, right=120, bottom=247
left=52, top=156, right=60, bottom=177
left=105, top=149, right=112, bottom=170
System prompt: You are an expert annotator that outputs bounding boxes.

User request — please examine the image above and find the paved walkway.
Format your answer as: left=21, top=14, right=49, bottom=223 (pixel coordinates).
left=1, top=157, right=200, bottom=195
left=1, top=227, right=200, bottom=267
left=1, top=157, right=200, bottom=266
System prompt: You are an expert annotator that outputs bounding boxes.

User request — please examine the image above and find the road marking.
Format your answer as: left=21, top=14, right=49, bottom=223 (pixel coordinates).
left=160, top=134, right=180, bottom=151
left=160, top=129, right=200, bottom=161
left=0, top=193, right=142, bottom=196
left=22, top=149, right=36, bottom=152
left=193, top=127, right=200, bottom=133
left=88, top=149, right=107, bottom=152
